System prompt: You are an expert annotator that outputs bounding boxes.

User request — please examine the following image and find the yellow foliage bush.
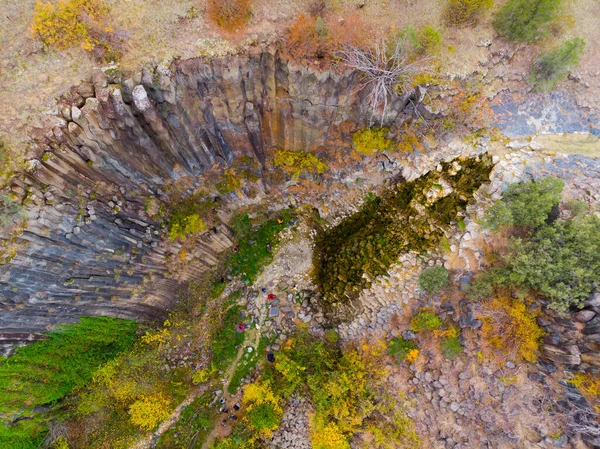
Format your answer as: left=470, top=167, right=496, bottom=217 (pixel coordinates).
left=352, top=128, right=396, bottom=155
left=129, top=394, right=171, bottom=431
left=570, top=373, right=600, bottom=411
left=480, top=294, right=544, bottom=362
left=311, top=422, right=350, bottom=449
left=191, top=368, right=210, bottom=385
left=242, top=381, right=283, bottom=438
left=405, top=348, right=420, bottom=363
left=141, top=328, right=171, bottom=347
left=52, top=436, right=70, bottom=449
left=31, top=0, right=120, bottom=60
left=273, top=149, right=328, bottom=178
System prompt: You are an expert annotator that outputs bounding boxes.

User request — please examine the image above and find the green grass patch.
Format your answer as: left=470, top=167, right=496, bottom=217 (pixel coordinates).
left=211, top=302, right=246, bottom=371
left=156, top=392, right=216, bottom=449
left=225, top=209, right=296, bottom=285
left=0, top=317, right=137, bottom=448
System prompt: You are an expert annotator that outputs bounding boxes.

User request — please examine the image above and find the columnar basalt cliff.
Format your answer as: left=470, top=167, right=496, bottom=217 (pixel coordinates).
left=0, top=50, right=428, bottom=346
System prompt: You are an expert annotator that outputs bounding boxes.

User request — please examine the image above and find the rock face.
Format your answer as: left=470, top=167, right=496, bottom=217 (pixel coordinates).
left=0, top=50, right=424, bottom=345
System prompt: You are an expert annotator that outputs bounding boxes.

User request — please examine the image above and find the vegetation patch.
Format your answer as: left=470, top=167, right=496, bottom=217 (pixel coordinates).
left=156, top=392, right=217, bottom=448
left=313, top=156, right=493, bottom=303
left=473, top=178, right=600, bottom=312
left=411, top=310, right=443, bottom=333
left=529, top=38, right=586, bottom=91
left=31, top=0, right=122, bottom=61
left=273, top=149, right=328, bottom=178
left=418, top=266, right=449, bottom=294
left=494, top=0, right=562, bottom=43
left=443, top=0, right=494, bottom=27
left=214, top=326, right=419, bottom=448
left=352, top=127, right=396, bottom=155
left=167, top=194, right=215, bottom=241
left=225, top=209, right=296, bottom=285
left=480, top=294, right=544, bottom=362
left=228, top=336, right=268, bottom=393
left=440, top=327, right=463, bottom=360
left=388, top=337, right=418, bottom=362
left=207, top=0, right=252, bottom=32
left=396, top=24, right=443, bottom=57
left=0, top=317, right=137, bottom=448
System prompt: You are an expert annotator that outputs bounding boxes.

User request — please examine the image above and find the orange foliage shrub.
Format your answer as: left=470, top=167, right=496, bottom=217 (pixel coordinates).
left=285, top=13, right=371, bottom=60
left=207, top=0, right=252, bottom=32
left=480, top=293, right=544, bottom=362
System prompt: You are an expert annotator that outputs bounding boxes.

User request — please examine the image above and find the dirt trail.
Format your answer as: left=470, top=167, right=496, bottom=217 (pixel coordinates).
left=200, top=327, right=260, bottom=449
left=132, top=386, right=207, bottom=449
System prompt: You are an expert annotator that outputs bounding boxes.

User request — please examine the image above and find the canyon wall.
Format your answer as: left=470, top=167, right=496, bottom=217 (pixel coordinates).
left=0, top=49, right=421, bottom=347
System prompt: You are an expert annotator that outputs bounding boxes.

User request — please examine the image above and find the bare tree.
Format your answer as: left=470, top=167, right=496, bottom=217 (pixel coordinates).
left=337, top=39, right=432, bottom=126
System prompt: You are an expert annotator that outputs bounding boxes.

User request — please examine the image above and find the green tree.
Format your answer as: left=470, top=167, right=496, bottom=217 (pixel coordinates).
left=504, top=213, right=600, bottom=312
left=529, top=38, right=586, bottom=91
left=494, top=0, right=561, bottom=43
left=482, top=177, right=564, bottom=230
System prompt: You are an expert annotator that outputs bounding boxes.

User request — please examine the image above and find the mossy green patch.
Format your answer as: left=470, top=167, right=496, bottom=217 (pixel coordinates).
left=313, top=156, right=492, bottom=303
left=167, top=194, right=215, bottom=241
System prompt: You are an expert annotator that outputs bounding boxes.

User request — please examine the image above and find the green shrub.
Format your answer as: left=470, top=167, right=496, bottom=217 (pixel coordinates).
left=246, top=402, right=281, bottom=431
left=273, top=149, right=328, bottom=178
left=441, top=335, right=462, bottom=359
left=443, top=0, right=494, bottom=27
left=411, top=311, right=442, bottom=333
left=352, top=128, right=396, bottom=155
left=529, top=38, right=586, bottom=91
left=398, top=24, right=443, bottom=57
left=476, top=179, right=600, bottom=312
left=418, top=266, right=449, bottom=294
left=482, top=177, right=564, bottom=230
left=388, top=337, right=417, bottom=361
left=494, top=0, right=561, bottom=43
left=417, top=25, right=443, bottom=54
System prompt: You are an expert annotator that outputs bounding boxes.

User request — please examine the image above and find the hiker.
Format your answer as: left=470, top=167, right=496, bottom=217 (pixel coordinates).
left=267, top=293, right=275, bottom=301
left=237, top=324, right=245, bottom=332
left=267, top=352, right=275, bottom=363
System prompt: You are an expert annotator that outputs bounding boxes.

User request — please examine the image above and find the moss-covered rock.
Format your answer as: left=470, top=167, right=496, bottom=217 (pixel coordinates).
left=312, top=155, right=493, bottom=303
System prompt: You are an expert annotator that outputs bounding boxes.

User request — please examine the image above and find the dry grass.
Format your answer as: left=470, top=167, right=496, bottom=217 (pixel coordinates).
left=0, top=0, right=599, bottom=153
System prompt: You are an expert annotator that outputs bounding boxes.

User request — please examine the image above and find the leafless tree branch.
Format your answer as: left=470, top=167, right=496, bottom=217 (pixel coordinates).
left=337, top=39, right=432, bottom=126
